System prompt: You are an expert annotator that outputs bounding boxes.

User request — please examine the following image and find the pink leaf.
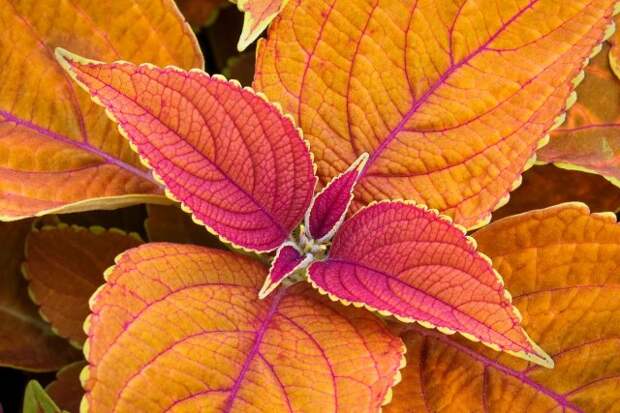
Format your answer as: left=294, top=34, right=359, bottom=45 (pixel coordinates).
left=305, top=153, right=368, bottom=242
left=259, top=242, right=311, bottom=299
left=55, top=49, right=316, bottom=252
left=307, top=201, right=553, bottom=367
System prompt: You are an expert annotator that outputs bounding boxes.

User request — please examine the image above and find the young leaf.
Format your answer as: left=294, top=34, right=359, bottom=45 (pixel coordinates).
left=387, top=203, right=620, bottom=412
left=46, top=362, right=86, bottom=413
left=23, top=224, right=142, bottom=346
left=259, top=242, right=312, bottom=299
left=0, top=0, right=203, bottom=220
left=234, top=0, right=289, bottom=51
left=539, top=44, right=620, bottom=187
left=308, top=201, right=552, bottom=367
left=494, top=164, right=620, bottom=220
left=254, top=0, right=617, bottom=229
left=0, top=221, right=80, bottom=371
left=83, top=244, right=404, bottom=412
left=55, top=51, right=316, bottom=252
left=22, top=381, right=61, bottom=413
left=305, top=153, right=368, bottom=242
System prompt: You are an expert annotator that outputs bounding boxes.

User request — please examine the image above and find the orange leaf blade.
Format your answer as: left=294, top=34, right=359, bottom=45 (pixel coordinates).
left=0, top=0, right=203, bottom=220
left=23, top=224, right=142, bottom=346
left=84, top=244, right=405, bottom=412
left=255, top=0, right=618, bottom=229
left=387, top=203, right=620, bottom=412
left=56, top=51, right=316, bottom=252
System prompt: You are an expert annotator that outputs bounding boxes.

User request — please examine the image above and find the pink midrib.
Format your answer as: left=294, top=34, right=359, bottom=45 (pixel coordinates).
left=0, top=109, right=160, bottom=187
left=361, top=0, right=539, bottom=176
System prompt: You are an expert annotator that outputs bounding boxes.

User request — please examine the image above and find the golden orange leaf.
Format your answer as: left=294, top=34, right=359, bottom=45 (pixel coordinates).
left=83, top=244, right=405, bottom=412
left=23, top=224, right=142, bottom=347
left=0, top=0, right=203, bottom=220
left=493, top=164, right=620, bottom=220
left=255, top=0, right=617, bottom=229
left=0, top=221, right=80, bottom=371
left=539, top=43, right=620, bottom=187
left=387, top=203, right=620, bottom=412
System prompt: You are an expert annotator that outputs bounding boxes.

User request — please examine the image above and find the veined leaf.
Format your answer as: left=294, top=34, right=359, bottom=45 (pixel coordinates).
left=0, top=0, right=203, bottom=220
left=56, top=52, right=316, bottom=252
left=259, top=242, right=311, bottom=298
left=308, top=201, right=552, bottom=367
left=83, top=244, right=404, bottom=412
left=0, top=221, right=79, bottom=371
left=539, top=43, right=620, bottom=187
left=387, top=203, right=620, bottom=412
left=493, top=164, right=620, bottom=220
left=234, top=0, right=289, bottom=51
left=23, top=224, right=142, bottom=346
left=306, top=153, right=368, bottom=242
left=255, top=0, right=617, bottom=229
left=46, top=362, right=87, bottom=413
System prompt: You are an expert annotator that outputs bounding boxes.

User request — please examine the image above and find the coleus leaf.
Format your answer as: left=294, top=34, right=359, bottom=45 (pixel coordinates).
left=55, top=51, right=316, bottom=252
left=308, top=201, right=553, bottom=367
left=305, top=152, right=368, bottom=242
left=539, top=43, right=620, bottom=187
left=46, top=362, right=86, bottom=413
left=609, top=16, right=620, bottom=79
left=254, top=0, right=618, bottom=229
left=23, top=223, right=142, bottom=346
left=0, top=0, right=203, bottom=220
left=386, top=203, right=620, bottom=412
left=233, top=0, right=290, bottom=51
left=494, top=164, right=620, bottom=220
left=259, top=242, right=312, bottom=299
left=83, top=244, right=405, bottom=412
left=0, top=220, right=80, bottom=371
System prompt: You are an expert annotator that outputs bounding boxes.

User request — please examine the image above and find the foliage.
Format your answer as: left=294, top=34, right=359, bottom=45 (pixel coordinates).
left=1, top=0, right=619, bottom=412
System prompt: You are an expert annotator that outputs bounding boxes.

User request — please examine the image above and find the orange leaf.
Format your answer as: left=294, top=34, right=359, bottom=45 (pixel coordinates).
left=0, top=220, right=80, bottom=371
left=235, top=0, right=289, bottom=51
left=493, top=164, right=620, bottom=220
left=387, top=203, right=620, bottom=412
left=539, top=43, right=620, bottom=187
left=609, top=16, right=620, bottom=79
left=0, top=0, right=203, bottom=220
left=23, top=224, right=142, bottom=346
left=84, top=244, right=405, bottom=412
left=255, top=0, right=617, bottom=229
left=46, top=361, right=87, bottom=413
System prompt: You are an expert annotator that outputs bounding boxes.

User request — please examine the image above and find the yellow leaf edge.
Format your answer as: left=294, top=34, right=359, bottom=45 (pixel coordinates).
left=480, top=6, right=620, bottom=231
left=54, top=47, right=318, bottom=256
left=306, top=198, right=555, bottom=369
left=78, top=245, right=408, bottom=413
left=21, top=221, right=143, bottom=350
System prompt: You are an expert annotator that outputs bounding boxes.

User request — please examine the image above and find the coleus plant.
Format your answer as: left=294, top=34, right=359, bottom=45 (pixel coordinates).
left=2, top=0, right=620, bottom=412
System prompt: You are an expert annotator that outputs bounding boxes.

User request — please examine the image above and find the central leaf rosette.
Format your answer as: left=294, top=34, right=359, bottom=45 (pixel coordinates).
left=55, top=48, right=553, bottom=368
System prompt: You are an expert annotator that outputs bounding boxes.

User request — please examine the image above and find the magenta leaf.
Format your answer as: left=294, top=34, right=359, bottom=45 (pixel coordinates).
left=259, top=242, right=312, bottom=299
left=307, top=201, right=553, bottom=367
left=305, top=153, right=368, bottom=242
